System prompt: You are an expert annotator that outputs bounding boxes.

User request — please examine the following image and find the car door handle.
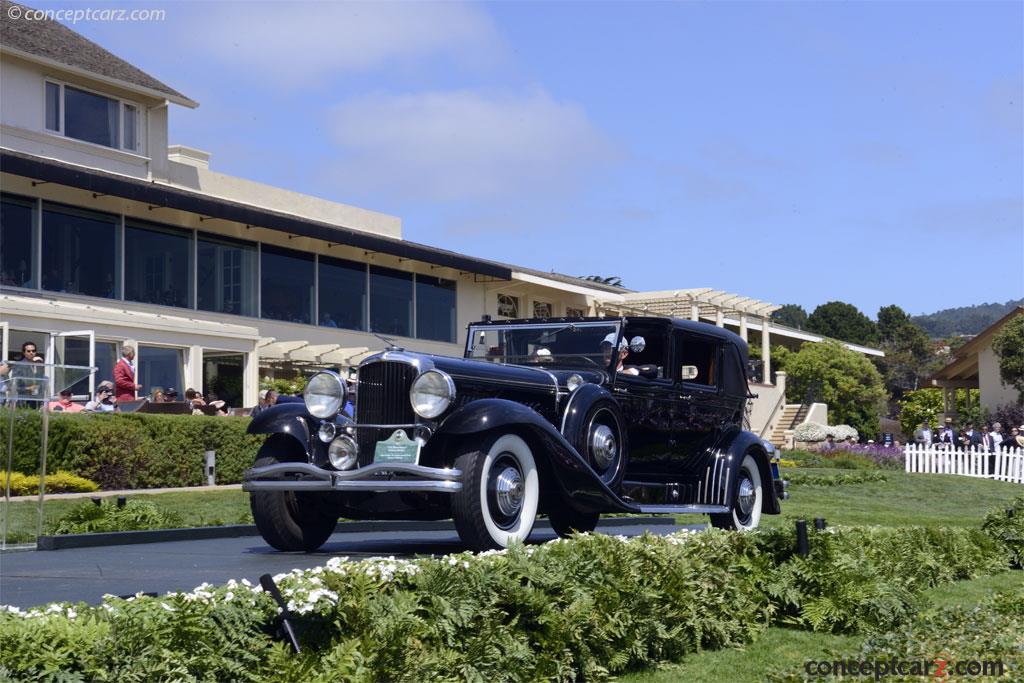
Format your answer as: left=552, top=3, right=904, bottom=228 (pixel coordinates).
left=677, top=394, right=692, bottom=401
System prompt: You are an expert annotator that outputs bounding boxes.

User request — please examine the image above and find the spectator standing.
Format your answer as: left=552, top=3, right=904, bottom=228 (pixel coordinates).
left=821, top=434, right=837, bottom=451
left=980, top=428, right=996, bottom=453
left=914, top=422, right=933, bottom=445
left=989, top=423, right=1004, bottom=450
left=938, top=419, right=957, bottom=447
left=48, top=388, right=84, bottom=413
left=0, top=360, right=9, bottom=403
left=13, top=341, right=44, bottom=404
left=252, top=389, right=277, bottom=417
left=114, top=345, right=142, bottom=402
left=961, top=422, right=982, bottom=449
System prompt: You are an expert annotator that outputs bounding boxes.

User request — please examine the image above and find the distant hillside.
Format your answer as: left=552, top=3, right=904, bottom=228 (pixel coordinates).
left=913, top=298, right=1023, bottom=338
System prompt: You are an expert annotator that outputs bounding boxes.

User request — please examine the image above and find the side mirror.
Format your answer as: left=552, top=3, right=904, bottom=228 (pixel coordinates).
left=680, top=365, right=699, bottom=381
left=629, top=336, right=646, bottom=353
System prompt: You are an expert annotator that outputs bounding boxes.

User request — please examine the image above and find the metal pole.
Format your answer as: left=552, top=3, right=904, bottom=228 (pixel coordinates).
left=795, top=519, right=809, bottom=557
left=37, top=392, right=49, bottom=541
left=2, top=398, right=17, bottom=550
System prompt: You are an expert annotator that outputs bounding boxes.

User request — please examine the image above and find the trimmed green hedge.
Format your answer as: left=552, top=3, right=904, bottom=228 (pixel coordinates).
left=0, top=411, right=265, bottom=489
left=1, top=512, right=1018, bottom=681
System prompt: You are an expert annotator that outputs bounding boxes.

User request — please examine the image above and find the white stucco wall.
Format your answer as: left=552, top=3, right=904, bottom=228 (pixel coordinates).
left=979, top=343, right=1019, bottom=412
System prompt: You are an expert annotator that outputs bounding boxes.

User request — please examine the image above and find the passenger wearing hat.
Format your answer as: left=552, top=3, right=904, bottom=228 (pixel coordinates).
left=601, top=332, right=639, bottom=376
left=47, top=388, right=84, bottom=413
left=84, top=384, right=115, bottom=412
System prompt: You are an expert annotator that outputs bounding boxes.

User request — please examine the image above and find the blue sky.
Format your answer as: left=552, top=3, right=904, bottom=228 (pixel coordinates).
left=37, top=0, right=1023, bottom=316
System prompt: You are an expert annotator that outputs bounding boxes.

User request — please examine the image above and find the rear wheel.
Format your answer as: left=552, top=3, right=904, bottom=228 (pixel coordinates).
left=452, top=433, right=540, bottom=551
left=710, top=453, right=762, bottom=531
left=250, top=436, right=338, bottom=551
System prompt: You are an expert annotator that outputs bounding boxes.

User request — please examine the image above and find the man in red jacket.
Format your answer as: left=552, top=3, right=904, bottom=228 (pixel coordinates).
left=114, top=344, right=142, bottom=402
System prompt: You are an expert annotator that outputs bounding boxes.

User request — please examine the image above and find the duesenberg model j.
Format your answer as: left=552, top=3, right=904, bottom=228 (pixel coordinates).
left=243, top=316, right=787, bottom=551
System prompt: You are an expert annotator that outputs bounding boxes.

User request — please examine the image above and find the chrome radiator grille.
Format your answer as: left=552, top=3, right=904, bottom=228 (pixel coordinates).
left=355, top=360, right=418, bottom=465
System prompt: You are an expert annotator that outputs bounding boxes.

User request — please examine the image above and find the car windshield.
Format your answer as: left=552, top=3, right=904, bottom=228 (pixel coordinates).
left=466, top=322, right=621, bottom=369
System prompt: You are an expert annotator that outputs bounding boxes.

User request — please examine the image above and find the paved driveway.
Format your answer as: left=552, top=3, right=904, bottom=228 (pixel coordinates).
left=0, top=520, right=698, bottom=608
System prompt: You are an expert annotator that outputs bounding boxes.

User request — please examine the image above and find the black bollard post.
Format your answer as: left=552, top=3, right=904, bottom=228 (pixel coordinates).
left=814, top=517, right=826, bottom=531
left=91, top=496, right=102, bottom=507
left=1008, top=508, right=1015, bottom=519
left=117, top=496, right=127, bottom=508
left=260, top=574, right=301, bottom=653
left=795, top=519, right=809, bottom=557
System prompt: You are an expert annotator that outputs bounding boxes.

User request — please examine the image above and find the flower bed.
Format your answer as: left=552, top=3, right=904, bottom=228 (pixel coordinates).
left=2, top=499, right=1020, bottom=681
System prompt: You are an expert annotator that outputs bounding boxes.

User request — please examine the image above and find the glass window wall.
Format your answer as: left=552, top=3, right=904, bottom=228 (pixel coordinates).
left=125, top=220, right=193, bottom=308
left=197, top=232, right=258, bottom=316
left=41, top=202, right=119, bottom=299
left=64, top=85, right=120, bottom=148
left=415, top=275, right=456, bottom=342
left=261, top=244, right=314, bottom=324
left=370, top=265, right=412, bottom=337
left=318, top=256, right=366, bottom=330
left=138, top=346, right=184, bottom=397
left=1, top=194, right=37, bottom=288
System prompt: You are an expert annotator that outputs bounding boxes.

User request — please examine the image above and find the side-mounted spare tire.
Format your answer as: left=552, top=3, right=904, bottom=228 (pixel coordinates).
left=250, top=435, right=338, bottom=551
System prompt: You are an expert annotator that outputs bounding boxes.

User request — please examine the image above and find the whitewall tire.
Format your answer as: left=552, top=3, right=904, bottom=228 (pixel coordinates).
left=710, top=454, right=763, bottom=531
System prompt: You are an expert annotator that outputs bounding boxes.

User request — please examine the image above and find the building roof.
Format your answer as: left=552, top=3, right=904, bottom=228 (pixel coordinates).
left=0, top=1, right=197, bottom=107
left=619, top=288, right=781, bottom=317
left=930, top=306, right=1024, bottom=384
left=0, top=149, right=514, bottom=278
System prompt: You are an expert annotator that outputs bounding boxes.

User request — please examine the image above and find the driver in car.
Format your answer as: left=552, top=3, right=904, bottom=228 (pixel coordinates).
left=601, top=333, right=639, bottom=376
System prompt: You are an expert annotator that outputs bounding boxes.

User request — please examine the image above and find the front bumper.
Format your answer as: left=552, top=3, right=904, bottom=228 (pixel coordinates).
left=243, top=461, right=462, bottom=494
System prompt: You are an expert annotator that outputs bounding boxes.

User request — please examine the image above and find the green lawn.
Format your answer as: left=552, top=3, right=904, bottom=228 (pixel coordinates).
left=621, top=470, right=1023, bottom=683
left=617, top=572, right=1023, bottom=683
left=1, top=489, right=252, bottom=543
left=761, top=468, right=1022, bottom=529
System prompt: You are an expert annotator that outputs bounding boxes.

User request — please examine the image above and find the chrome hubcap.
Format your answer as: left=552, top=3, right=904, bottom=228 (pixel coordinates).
left=494, top=465, right=524, bottom=518
left=737, top=475, right=755, bottom=517
left=591, top=424, right=617, bottom=471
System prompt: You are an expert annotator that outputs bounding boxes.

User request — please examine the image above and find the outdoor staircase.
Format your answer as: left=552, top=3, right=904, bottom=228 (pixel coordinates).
left=768, top=403, right=809, bottom=449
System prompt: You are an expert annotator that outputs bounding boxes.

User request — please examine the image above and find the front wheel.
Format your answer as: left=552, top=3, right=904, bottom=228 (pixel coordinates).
left=250, top=437, right=338, bottom=551
left=709, top=453, right=763, bottom=531
left=452, top=433, right=540, bottom=551
left=547, top=505, right=600, bottom=538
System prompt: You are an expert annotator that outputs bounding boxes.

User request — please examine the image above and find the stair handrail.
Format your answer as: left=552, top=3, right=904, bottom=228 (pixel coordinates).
left=759, top=389, right=789, bottom=439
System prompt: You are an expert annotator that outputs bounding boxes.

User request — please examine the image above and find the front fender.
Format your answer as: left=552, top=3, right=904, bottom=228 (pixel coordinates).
left=247, top=403, right=314, bottom=459
left=716, top=427, right=781, bottom=515
left=437, top=398, right=635, bottom=514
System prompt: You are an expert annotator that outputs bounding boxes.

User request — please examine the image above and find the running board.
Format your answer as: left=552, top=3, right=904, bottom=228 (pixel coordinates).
left=636, top=504, right=730, bottom=514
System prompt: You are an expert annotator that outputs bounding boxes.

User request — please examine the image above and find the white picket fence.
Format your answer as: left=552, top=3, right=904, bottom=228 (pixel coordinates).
left=903, top=444, right=1024, bottom=484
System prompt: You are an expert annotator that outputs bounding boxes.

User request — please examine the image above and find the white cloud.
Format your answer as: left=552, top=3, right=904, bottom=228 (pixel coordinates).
left=325, top=88, right=616, bottom=202
left=186, top=1, right=504, bottom=86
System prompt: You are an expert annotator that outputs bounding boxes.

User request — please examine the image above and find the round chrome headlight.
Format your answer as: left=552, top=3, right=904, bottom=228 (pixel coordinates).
left=566, top=374, right=585, bottom=392
left=304, top=371, right=345, bottom=419
left=409, top=370, right=455, bottom=419
left=328, top=435, right=358, bottom=470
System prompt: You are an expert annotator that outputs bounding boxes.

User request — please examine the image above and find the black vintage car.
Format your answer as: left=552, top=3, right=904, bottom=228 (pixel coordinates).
left=243, top=317, right=787, bottom=551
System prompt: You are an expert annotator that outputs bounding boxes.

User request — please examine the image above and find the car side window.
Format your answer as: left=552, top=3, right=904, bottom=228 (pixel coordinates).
left=674, top=331, right=719, bottom=388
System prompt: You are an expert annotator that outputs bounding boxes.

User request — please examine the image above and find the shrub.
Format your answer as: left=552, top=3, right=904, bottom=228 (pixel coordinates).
left=828, top=424, right=858, bottom=441
left=785, top=471, right=887, bottom=486
left=982, top=494, right=1024, bottom=568
left=793, top=422, right=827, bottom=442
left=2, top=515, right=1018, bottom=681
left=0, top=411, right=265, bottom=489
left=783, top=449, right=879, bottom=470
left=46, top=499, right=184, bottom=535
left=0, top=471, right=99, bottom=496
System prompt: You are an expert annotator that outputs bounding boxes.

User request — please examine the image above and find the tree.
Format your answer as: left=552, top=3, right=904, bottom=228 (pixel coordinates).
left=992, top=314, right=1024, bottom=403
left=875, top=304, right=933, bottom=403
left=784, top=340, right=887, bottom=440
left=806, top=301, right=878, bottom=346
left=898, top=387, right=982, bottom=435
left=771, top=304, right=808, bottom=330
left=581, top=275, right=623, bottom=288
